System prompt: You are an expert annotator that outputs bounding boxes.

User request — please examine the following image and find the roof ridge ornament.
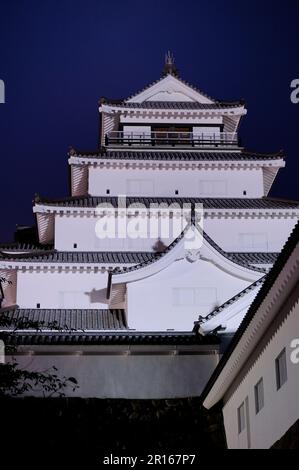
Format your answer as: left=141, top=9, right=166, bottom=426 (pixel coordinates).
left=162, top=51, right=179, bottom=77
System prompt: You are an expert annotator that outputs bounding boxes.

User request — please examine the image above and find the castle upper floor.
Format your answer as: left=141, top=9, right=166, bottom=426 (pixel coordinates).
left=99, top=54, right=247, bottom=150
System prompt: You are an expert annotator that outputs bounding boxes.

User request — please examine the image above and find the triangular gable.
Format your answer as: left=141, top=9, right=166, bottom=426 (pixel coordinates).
left=126, top=74, right=214, bottom=104
left=111, top=223, right=264, bottom=286
left=108, top=224, right=265, bottom=331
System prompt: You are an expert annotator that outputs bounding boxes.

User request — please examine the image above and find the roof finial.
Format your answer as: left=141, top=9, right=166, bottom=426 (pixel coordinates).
left=162, top=51, right=179, bottom=77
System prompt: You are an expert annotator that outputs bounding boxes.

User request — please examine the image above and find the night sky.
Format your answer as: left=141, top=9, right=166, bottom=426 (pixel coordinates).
left=0, top=0, right=298, bottom=242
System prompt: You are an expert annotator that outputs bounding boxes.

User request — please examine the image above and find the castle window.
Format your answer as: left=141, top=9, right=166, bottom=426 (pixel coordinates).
left=198, top=180, right=227, bottom=196
left=276, top=348, right=287, bottom=390
left=254, top=378, right=264, bottom=414
left=237, top=402, right=246, bottom=434
left=172, top=287, right=217, bottom=307
left=238, top=233, right=268, bottom=250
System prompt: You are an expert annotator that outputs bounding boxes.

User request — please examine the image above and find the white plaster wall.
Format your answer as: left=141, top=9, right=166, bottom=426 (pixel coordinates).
left=120, top=116, right=223, bottom=125
left=54, top=214, right=172, bottom=251
left=10, top=352, right=219, bottom=398
left=88, top=167, right=264, bottom=198
left=126, top=258, right=251, bottom=331
left=193, top=126, right=221, bottom=139
left=204, top=218, right=298, bottom=252
left=222, top=299, right=299, bottom=449
left=16, top=270, right=110, bottom=309
left=54, top=213, right=297, bottom=253
left=123, top=125, right=151, bottom=137
left=126, top=74, right=213, bottom=104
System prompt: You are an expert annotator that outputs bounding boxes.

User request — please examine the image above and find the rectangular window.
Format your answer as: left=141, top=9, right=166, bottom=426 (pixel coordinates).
left=254, top=378, right=264, bottom=414
left=173, top=288, right=195, bottom=306
left=238, top=233, right=268, bottom=250
left=237, top=402, right=246, bottom=434
left=126, top=179, right=154, bottom=196
left=172, top=287, right=217, bottom=307
left=276, top=348, right=288, bottom=390
left=198, top=180, right=227, bottom=196
left=193, top=126, right=221, bottom=140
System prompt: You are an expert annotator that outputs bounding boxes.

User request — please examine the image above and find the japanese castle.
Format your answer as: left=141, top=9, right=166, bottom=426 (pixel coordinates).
left=1, top=53, right=298, bottom=398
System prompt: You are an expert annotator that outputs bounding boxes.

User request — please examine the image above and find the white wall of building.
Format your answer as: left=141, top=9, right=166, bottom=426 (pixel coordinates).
left=120, top=116, right=223, bottom=125
left=54, top=214, right=170, bottom=251
left=88, top=166, right=264, bottom=198
left=123, top=125, right=151, bottom=137
left=222, top=299, right=299, bottom=449
left=126, top=258, right=251, bottom=331
left=16, top=270, right=111, bottom=309
left=54, top=212, right=297, bottom=253
left=11, top=350, right=219, bottom=398
left=205, top=218, right=298, bottom=252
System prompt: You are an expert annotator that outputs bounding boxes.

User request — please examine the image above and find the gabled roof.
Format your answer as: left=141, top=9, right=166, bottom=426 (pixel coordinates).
left=112, top=229, right=266, bottom=279
left=124, top=73, right=217, bottom=103
left=121, top=72, right=242, bottom=106
left=110, top=223, right=265, bottom=291
left=201, top=221, right=299, bottom=409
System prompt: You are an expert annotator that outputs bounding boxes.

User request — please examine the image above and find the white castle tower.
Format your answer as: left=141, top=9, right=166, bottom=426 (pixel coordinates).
left=1, top=55, right=298, bottom=398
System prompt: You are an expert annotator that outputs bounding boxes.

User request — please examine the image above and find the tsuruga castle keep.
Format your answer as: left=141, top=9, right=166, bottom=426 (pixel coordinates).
left=1, top=53, right=299, bottom=399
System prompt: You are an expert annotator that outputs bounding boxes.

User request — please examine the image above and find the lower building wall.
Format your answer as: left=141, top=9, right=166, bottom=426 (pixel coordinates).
left=222, top=299, right=299, bottom=449
left=9, top=351, right=219, bottom=399
left=16, top=270, right=112, bottom=309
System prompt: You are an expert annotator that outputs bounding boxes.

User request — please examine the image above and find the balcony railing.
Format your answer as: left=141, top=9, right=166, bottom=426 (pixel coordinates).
left=105, top=131, right=239, bottom=148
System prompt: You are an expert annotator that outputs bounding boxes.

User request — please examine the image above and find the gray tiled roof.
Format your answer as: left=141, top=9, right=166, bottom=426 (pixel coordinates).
left=0, top=249, right=278, bottom=267
left=5, top=331, right=219, bottom=346
left=1, top=307, right=128, bottom=330
left=0, top=242, right=53, bottom=252
left=0, top=250, right=158, bottom=264
left=201, top=278, right=265, bottom=323
left=203, top=231, right=275, bottom=271
left=35, top=196, right=299, bottom=210
left=227, top=252, right=278, bottom=265
left=112, top=227, right=267, bottom=276
left=101, top=100, right=243, bottom=110
left=70, top=149, right=284, bottom=161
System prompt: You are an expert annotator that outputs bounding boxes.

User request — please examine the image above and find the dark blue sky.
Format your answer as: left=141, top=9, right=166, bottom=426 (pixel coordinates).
left=0, top=0, right=298, bottom=242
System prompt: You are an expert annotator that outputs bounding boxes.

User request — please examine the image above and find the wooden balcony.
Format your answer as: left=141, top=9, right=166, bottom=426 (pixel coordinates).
left=105, top=131, right=239, bottom=148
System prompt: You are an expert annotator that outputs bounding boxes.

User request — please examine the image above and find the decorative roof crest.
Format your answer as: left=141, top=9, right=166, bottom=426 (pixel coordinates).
left=162, top=51, right=179, bottom=77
